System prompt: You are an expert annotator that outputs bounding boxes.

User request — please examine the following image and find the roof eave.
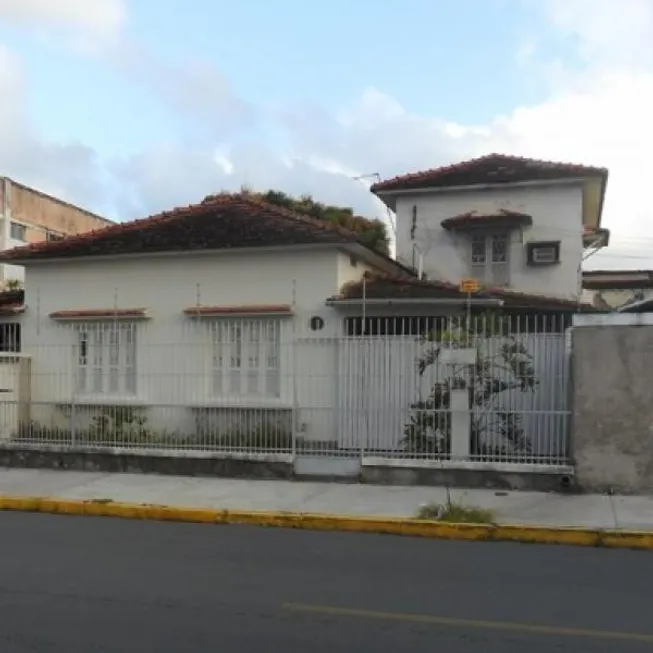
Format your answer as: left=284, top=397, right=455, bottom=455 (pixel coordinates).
left=341, top=242, right=417, bottom=278
left=373, top=177, right=593, bottom=207
left=326, top=297, right=504, bottom=308
left=0, top=242, right=361, bottom=266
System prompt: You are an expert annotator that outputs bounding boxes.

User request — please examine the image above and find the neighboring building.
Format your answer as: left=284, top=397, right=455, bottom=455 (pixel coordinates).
left=0, top=177, right=112, bottom=285
left=581, top=269, right=653, bottom=309
left=372, top=153, right=609, bottom=301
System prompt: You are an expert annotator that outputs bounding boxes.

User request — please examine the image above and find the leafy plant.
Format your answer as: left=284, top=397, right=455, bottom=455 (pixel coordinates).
left=416, top=499, right=495, bottom=524
left=403, top=312, right=538, bottom=459
left=88, top=406, right=151, bottom=444
left=216, top=423, right=293, bottom=450
left=224, top=188, right=391, bottom=255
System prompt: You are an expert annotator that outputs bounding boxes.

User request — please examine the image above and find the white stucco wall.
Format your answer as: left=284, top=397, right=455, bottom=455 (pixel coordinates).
left=336, top=250, right=375, bottom=289
left=394, top=183, right=584, bottom=299
left=18, top=247, right=359, bottom=442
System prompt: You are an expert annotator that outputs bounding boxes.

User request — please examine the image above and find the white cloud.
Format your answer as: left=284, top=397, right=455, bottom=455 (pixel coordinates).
left=0, top=0, right=125, bottom=44
left=0, top=45, right=102, bottom=205
left=544, top=0, right=653, bottom=67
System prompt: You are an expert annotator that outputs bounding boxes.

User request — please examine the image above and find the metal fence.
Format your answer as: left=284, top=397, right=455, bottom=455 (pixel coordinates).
left=0, top=311, right=572, bottom=466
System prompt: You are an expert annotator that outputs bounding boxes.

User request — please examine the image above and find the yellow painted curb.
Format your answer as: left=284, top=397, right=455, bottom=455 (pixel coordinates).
left=0, top=495, right=652, bottom=550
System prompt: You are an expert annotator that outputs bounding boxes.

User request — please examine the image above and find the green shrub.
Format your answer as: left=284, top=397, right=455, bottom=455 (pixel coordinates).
left=416, top=500, right=495, bottom=524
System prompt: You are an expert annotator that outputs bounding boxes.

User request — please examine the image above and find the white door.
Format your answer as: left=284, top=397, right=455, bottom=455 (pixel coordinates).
left=0, top=361, right=20, bottom=440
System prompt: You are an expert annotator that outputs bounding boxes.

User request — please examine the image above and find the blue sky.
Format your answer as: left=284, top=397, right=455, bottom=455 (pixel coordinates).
left=0, top=0, right=652, bottom=268
left=1, top=0, right=554, bottom=154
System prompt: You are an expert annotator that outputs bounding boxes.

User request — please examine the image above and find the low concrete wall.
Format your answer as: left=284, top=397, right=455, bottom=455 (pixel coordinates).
left=0, top=445, right=575, bottom=491
left=361, top=461, right=574, bottom=492
left=572, top=314, right=653, bottom=493
left=0, top=445, right=294, bottom=480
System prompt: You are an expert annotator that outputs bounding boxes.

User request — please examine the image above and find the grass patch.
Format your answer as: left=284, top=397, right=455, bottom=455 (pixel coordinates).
left=416, top=500, right=495, bottom=524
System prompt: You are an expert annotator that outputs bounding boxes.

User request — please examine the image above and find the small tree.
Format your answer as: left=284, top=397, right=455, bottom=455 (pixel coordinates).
left=4, top=279, right=22, bottom=291
left=402, top=312, right=538, bottom=459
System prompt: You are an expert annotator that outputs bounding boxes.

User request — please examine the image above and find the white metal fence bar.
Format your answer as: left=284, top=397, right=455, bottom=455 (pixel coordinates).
left=0, top=312, right=572, bottom=466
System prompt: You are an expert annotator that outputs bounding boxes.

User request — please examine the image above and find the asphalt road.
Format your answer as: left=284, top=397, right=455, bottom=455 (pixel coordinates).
left=0, top=513, right=652, bottom=652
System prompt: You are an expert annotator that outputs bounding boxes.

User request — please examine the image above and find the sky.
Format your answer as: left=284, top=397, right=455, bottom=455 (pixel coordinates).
left=0, top=0, right=652, bottom=270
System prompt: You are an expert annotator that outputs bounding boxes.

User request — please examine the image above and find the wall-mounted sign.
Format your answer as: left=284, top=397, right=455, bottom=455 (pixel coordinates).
left=459, top=279, right=480, bottom=294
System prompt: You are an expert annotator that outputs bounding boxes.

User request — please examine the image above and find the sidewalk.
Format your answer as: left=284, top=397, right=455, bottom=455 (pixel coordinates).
left=0, top=468, right=652, bottom=531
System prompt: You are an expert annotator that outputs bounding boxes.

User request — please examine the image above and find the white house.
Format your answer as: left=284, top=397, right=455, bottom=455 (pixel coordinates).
left=372, top=153, right=609, bottom=301
left=0, top=194, right=414, bottom=452
left=0, top=187, right=593, bottom=479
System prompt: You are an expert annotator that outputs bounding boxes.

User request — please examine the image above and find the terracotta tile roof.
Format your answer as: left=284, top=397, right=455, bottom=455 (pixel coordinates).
left=0, top=289, right=24, bottom=306
left=329, top=272, right=599, bottom=312
left=49, top=308, right=149, bottom=319
left=582, top=269, right=653, bottom=290
left=441, top=209, right=533, bottom=230
left=0, top=303, right=25, bottom=316
left=0, top=193, right=367, bottom=263
left=0, top=289, right=25, bottom=315
left=371, top=153, right=608, bottom=193
left=183, top=304, right=293, bottom=316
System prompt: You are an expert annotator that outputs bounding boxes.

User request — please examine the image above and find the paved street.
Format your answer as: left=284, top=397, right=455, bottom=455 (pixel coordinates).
left=0, top=513, right=652, bottom=652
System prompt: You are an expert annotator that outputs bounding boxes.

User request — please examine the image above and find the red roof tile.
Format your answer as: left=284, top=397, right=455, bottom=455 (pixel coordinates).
left=183, top=304, right=293, bottom=316
left=0, top=303, right=25, bottom=316
left=49, top=308, right=149, bottom=320
left=371, top=153, right=608, bottom=193
left=441, top=209, right=533, bottom=231
left=329, top=272, right=598, bottom=312
left=0, top=290, right=24, bottom=306
left=0, top=193, right=368, bottom=263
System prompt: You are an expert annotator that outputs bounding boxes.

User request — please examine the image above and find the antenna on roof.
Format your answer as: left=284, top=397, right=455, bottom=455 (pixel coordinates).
left=351, top=173, right=397, bottom=238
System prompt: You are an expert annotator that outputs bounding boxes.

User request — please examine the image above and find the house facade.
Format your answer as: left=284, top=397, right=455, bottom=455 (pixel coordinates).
left=372, top=154, right=609, bottom=301
left=0, top=189, right=595, bottom=484
left=0, top=194, right=412, bottom=453
left=0, top=177, right=113, bottom=285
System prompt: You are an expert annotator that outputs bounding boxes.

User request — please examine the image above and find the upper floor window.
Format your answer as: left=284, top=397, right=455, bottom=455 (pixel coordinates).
left=209, top=318, right=281, bottom=398
left=75, top=322, right=137, bottom=396
left=470, top=233, right=509, bottom=286
left=10, top=222, right=26, bottom=242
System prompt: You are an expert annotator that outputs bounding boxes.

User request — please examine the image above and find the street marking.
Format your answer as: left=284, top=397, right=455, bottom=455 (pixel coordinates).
left=282, top=602, right=653, bottom=643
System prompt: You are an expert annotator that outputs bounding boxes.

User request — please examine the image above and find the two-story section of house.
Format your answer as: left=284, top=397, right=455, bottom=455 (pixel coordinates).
left=0, top=177, right=113, bottom=285
left=372, top=154, right=609, bottom=300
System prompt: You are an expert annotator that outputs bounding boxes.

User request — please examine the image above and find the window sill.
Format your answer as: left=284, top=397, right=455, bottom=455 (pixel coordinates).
left=188, top=398, right=292, bottom=410
left=526, top=260, right=561, bottom=267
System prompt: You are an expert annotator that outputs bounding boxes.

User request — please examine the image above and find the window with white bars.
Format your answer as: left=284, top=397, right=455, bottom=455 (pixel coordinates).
left=470, top=232, right=510, bottom=286
left=209, top=319, right=281, bottom=398
left=75, top=322, right=137, bottom=396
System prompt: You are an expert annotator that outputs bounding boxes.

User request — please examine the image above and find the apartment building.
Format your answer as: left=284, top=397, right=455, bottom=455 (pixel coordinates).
left=0, top=177, right=112, bottom=285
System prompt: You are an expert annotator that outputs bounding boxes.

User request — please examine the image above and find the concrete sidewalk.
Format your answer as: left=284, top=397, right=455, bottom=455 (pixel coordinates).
left=0, top=468, right=652, bottom=530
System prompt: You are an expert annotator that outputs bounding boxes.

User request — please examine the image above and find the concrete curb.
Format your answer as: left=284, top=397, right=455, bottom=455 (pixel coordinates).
left=0, top=495, right=652, bottom=550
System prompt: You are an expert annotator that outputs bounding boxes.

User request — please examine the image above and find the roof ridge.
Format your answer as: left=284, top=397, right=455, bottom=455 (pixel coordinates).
left=2, top=192, right=364, bottom=260
left=204, top=193, right=362, bottom=241
left=371, top=152, right=608, bottom=193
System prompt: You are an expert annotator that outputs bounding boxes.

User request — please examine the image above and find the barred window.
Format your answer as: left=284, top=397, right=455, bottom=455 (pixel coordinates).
left=0, top=323, right=20, bottom=353
left=75, top=322, right=137, bottom=395
left=209, top=318, right=281, bottom=397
